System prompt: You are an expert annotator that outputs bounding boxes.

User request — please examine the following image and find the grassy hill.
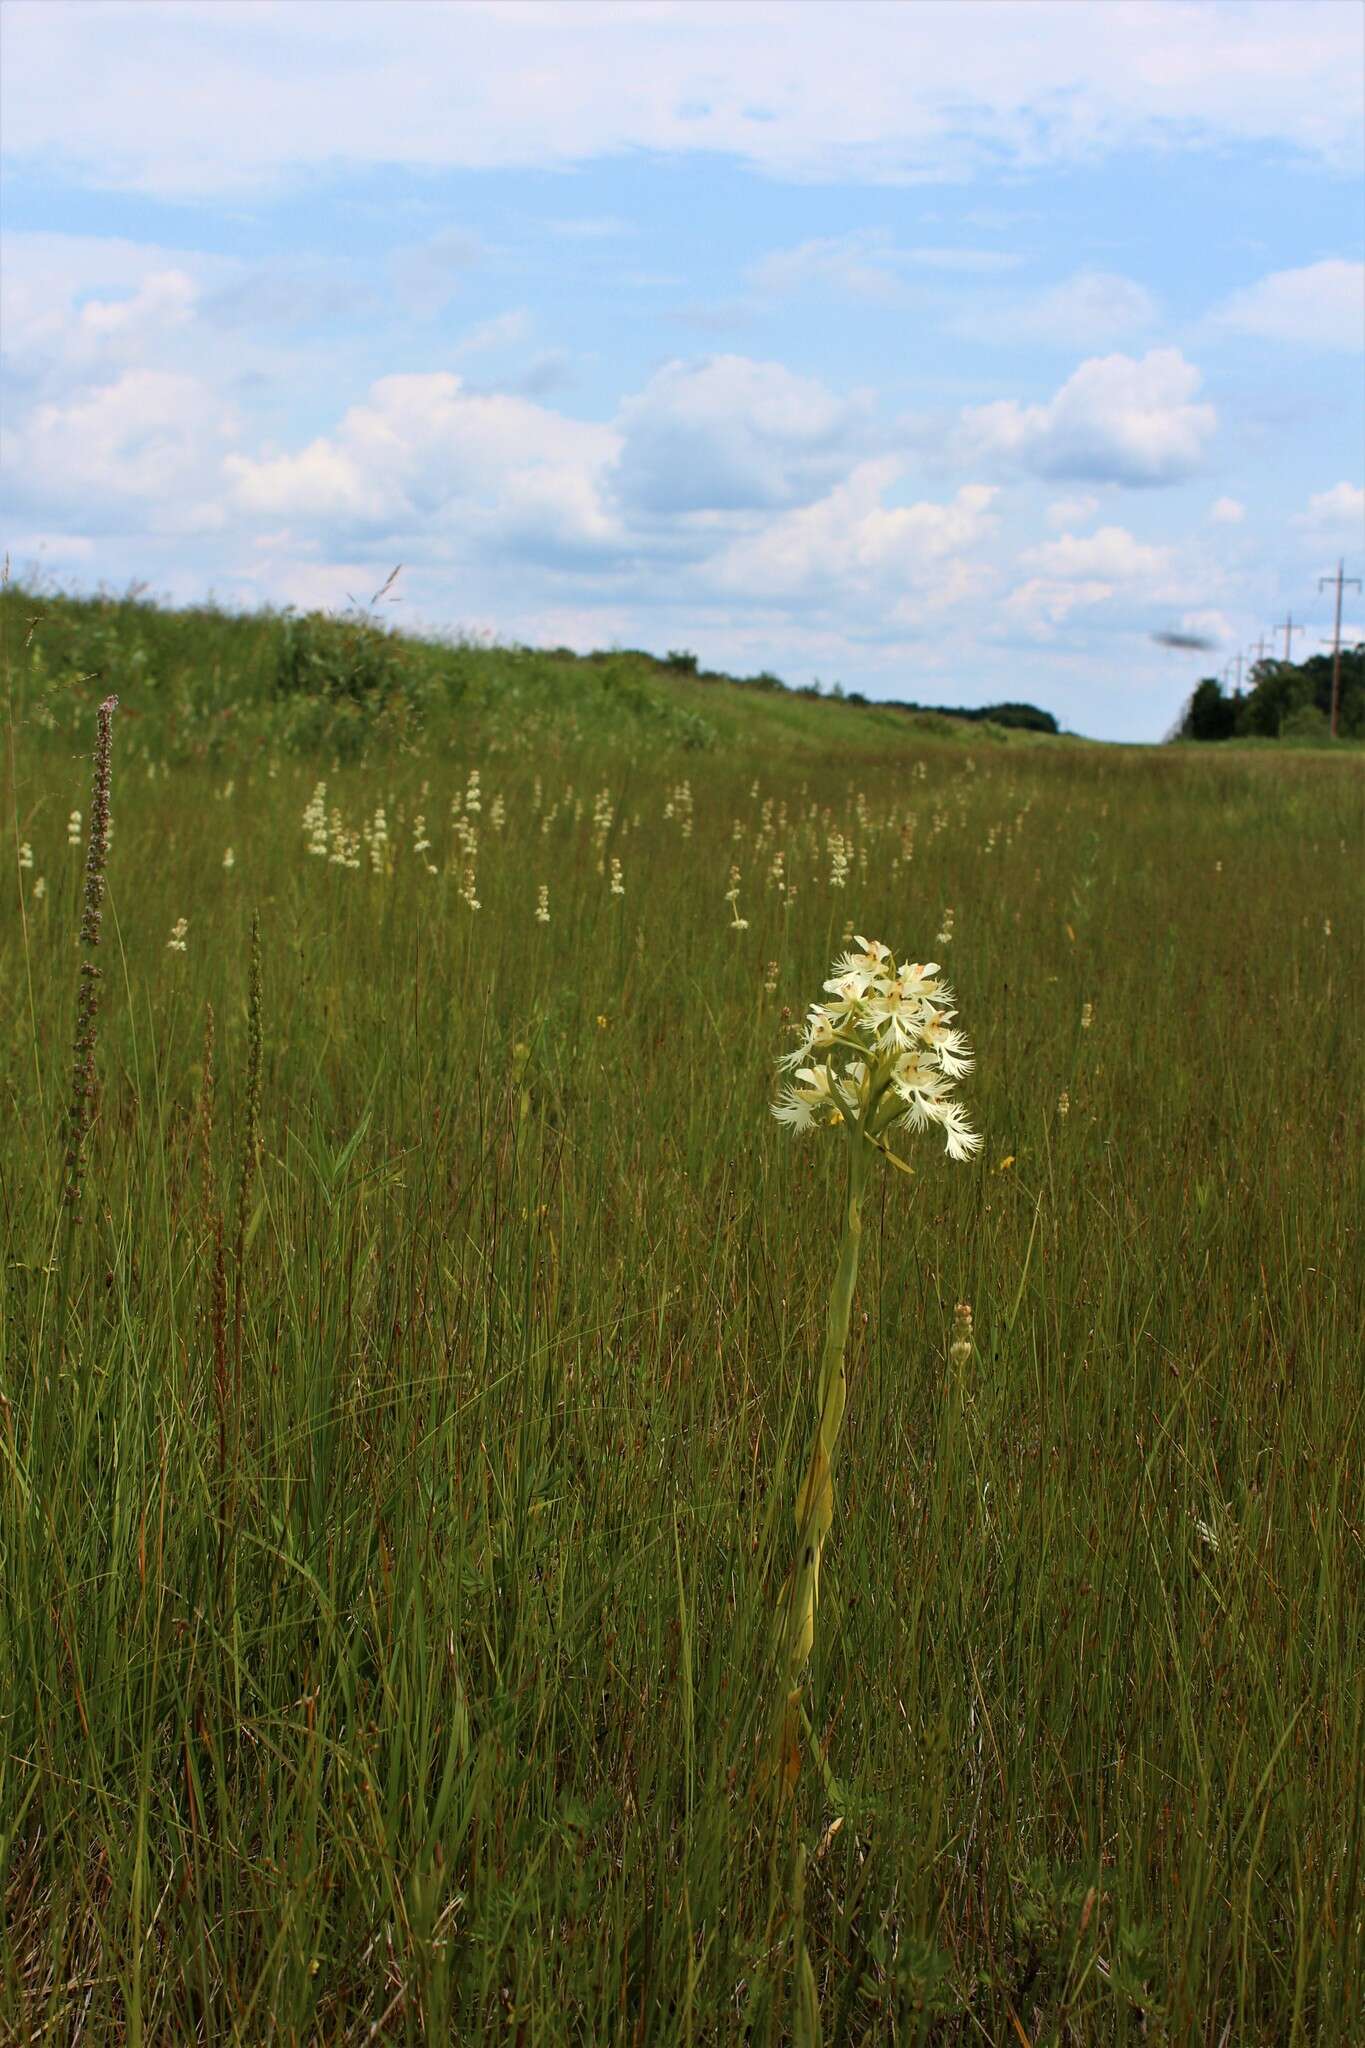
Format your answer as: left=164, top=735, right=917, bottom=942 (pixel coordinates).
left=1, top=578, right=1064, bottom=764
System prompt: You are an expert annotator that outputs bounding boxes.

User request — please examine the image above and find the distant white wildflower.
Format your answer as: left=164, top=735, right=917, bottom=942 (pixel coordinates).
left=32, top=875, right=46, bottom=901
left=609, top=856, right=625, bottom=897
left=724, top=863, right=749, bottom=930
left=772, top=935, right=981, bottom=1162
left=1080, top=1001, right=1093, bottom=1030
left=18, top=842, right=33, bottom=870
left=327, top=809, right=361, bottom=868
left=535, top=883, right=550, bottom=924
left=167, top=917, right=188, bottom=952
left=222, top=847, right=235, bottom=871
left=665, top=780, right=694, bottom=837
left=302, top=783, right=328, bottom=856
left=68, top=810, right=83, bottom=847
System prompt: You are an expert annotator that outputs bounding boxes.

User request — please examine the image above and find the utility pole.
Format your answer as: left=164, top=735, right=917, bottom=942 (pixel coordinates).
left=1272, top=612, right=1305, bottom=663
left=1317, top=559, right=1361, bottom=739
left=1251, top=635, right=1269, bottom=666
left=1222, top=652, right=1244, bottom=691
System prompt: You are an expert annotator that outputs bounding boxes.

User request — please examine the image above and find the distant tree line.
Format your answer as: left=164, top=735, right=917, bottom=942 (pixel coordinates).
left=872, top=697, right=1059, bottom=732
left=657, top=651, right=1058, bottom=731
left=1178, top=645, right=1364, bottom=742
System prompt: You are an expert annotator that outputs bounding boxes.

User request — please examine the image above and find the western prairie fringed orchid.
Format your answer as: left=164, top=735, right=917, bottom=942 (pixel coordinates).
left=769, top=934, right=980, bottom=1787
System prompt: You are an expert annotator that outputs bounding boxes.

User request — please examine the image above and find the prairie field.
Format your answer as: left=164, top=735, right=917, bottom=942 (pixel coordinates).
left=1, top=589, right=1363, bottom=2045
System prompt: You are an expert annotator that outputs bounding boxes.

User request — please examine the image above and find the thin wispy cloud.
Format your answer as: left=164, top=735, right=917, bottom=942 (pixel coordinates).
left=953, top=272, right=1157, bottom=349
left=1210, top=260, right=1364, bottom=351
left=750, top=230, right=1024, bottom=306
left=5, top=1, right=1360, bottom=193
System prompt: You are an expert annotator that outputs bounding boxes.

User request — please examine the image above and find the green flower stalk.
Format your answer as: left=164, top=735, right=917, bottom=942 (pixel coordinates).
left=771, top=935, right=980, bottom=1777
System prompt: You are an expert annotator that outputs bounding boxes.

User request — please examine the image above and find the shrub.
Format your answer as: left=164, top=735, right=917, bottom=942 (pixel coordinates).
left=275, top=609, right=409, bottom=708
left=1280, top=701, right=1331, bottom=742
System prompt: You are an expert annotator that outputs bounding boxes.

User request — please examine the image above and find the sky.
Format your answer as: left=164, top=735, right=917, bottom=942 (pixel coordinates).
left=2, top=0, right=1362, bottom=741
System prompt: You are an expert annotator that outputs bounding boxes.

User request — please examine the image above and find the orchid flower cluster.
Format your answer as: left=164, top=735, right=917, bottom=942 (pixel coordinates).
left=771, top=935, right=981, bottom=1162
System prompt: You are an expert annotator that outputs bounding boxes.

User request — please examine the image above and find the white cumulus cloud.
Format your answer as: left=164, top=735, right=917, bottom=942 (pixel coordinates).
left=709, top=461, right=998, bottom=602
left=1, top=232, right=225, bottom=387
left=225, top=371, right=622, bottom=561
left=5, top=369, right=237, bottom=529
left=1008, top=520, right=1189, bottom=629
left=610, top=356, right=872, bottom=515
left=1021, top=525, right=1174, bottom=582
left=957, top=348, right=1216, bottom=486
left=1292, top=481, right=1365, bottom=534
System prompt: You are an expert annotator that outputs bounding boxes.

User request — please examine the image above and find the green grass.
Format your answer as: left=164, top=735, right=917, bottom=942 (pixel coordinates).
left=2, top=587, right=1363, bottom=2042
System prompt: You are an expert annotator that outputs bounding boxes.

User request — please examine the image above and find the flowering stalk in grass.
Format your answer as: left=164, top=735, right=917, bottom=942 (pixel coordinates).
left=770, top=934, right=980, bottom=1784
left=61, top=695, right=118, bottom=1215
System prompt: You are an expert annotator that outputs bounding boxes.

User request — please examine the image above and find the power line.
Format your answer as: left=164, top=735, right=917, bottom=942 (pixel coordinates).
left=1317, top=559, right=1361, bottom=739
left=1271, top=612, right=1305, bottom=663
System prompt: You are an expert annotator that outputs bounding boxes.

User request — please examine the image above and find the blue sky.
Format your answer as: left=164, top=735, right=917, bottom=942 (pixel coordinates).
left=2, top=0, right=1362, bottom=740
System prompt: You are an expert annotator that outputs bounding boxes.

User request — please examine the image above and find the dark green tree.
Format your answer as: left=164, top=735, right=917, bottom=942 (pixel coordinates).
left=1183, top=677, right=1238, bottom=740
